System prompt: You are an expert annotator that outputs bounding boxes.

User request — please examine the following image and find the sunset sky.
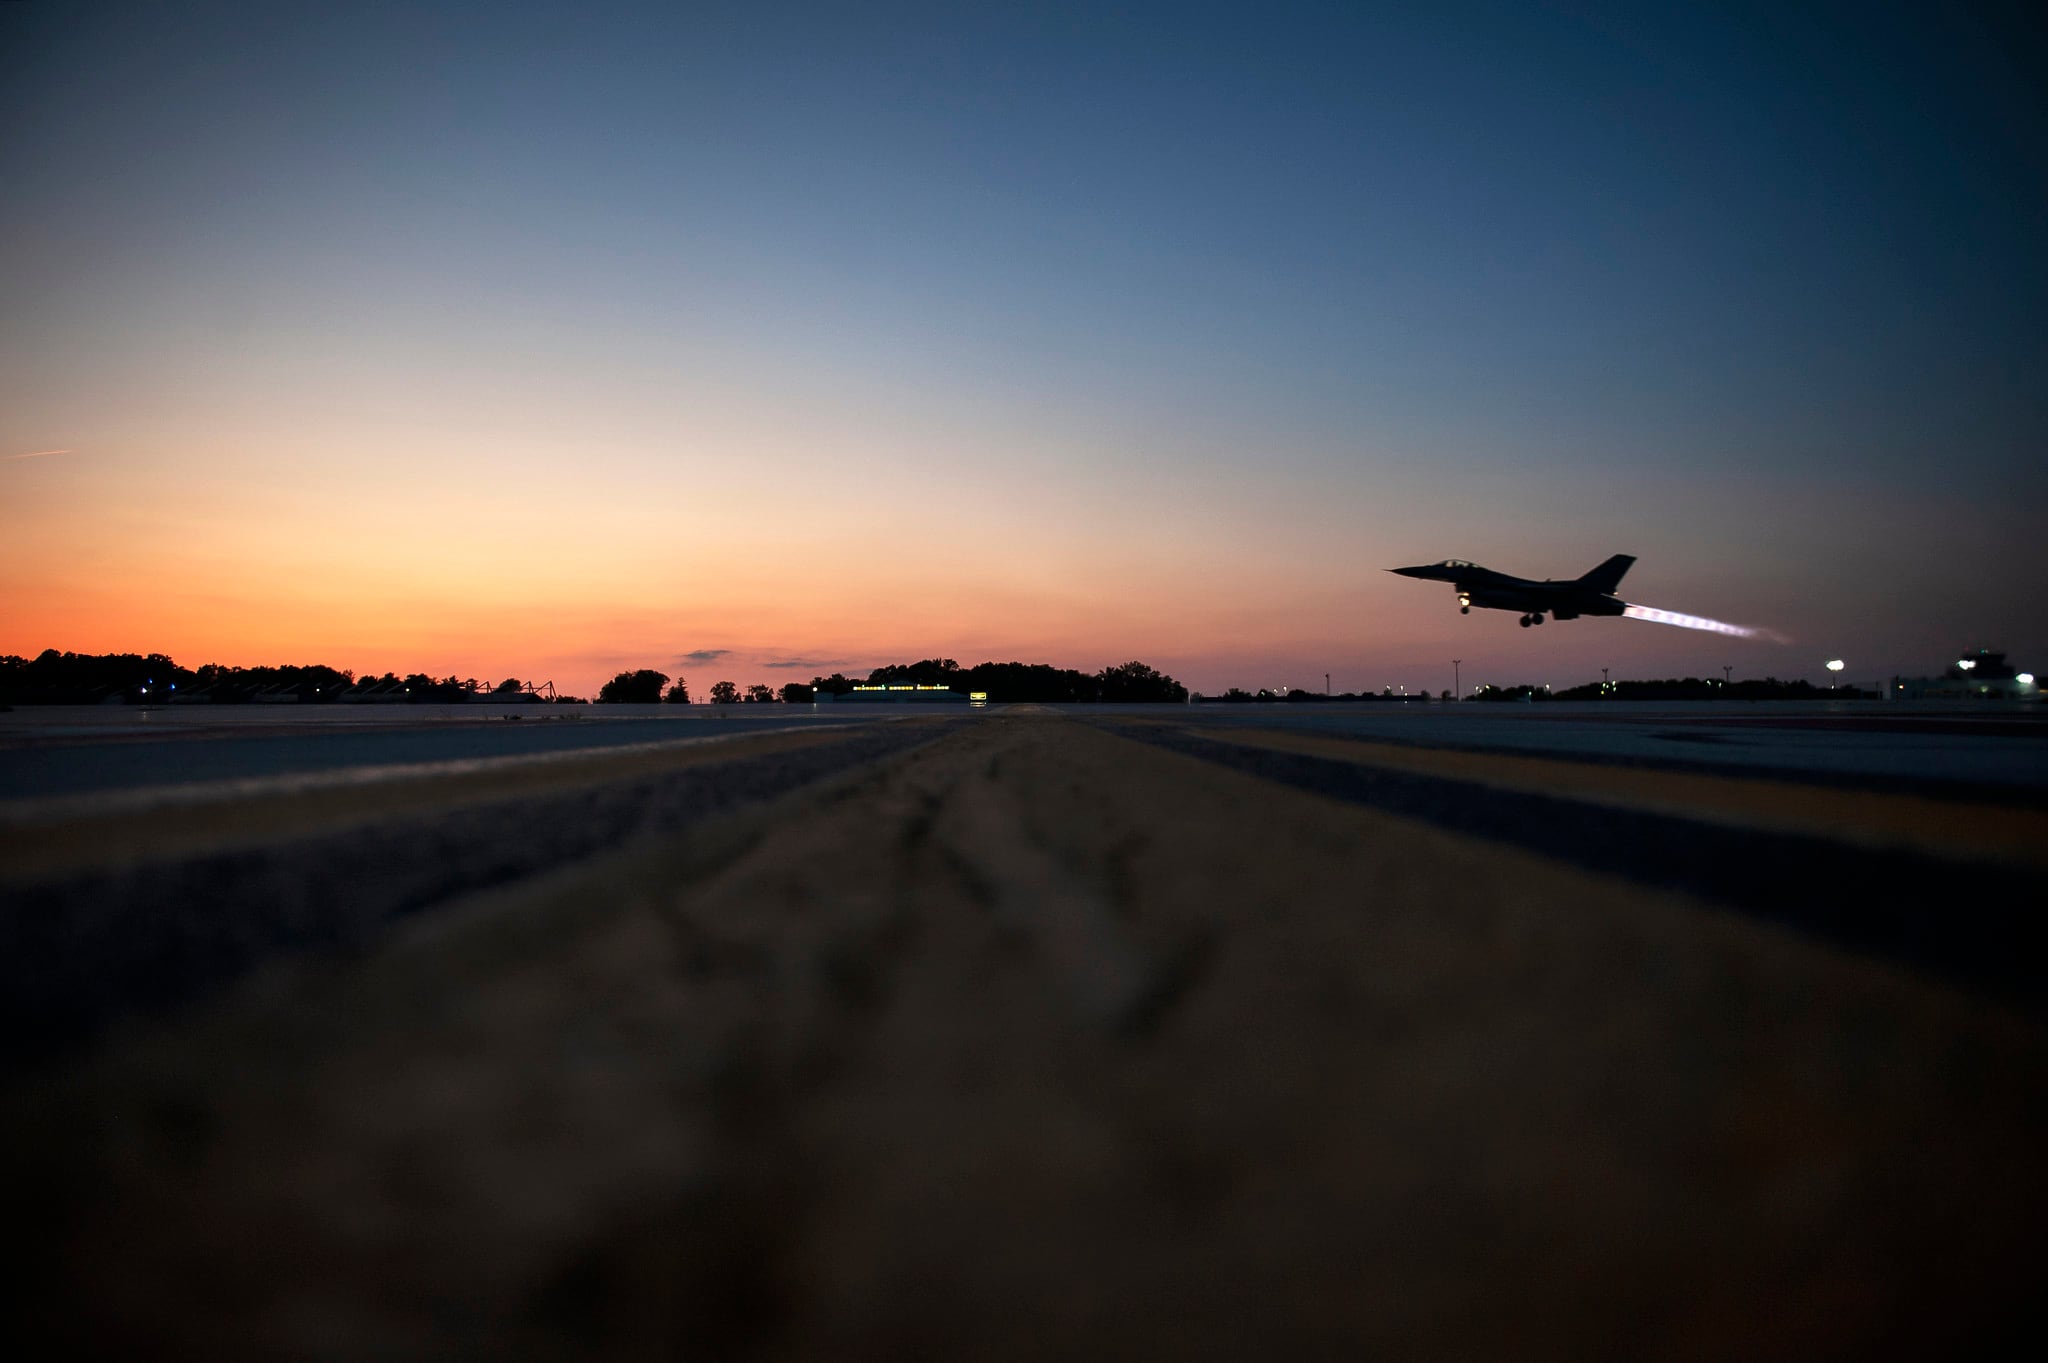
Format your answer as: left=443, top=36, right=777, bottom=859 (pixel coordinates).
left=4, top=1, right=2043, bottom=697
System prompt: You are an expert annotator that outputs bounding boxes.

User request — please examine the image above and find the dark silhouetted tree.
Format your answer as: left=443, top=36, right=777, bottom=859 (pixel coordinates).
left=1095, top=660, right=1188, bottom=703
left=745, top=683, right=773, bottom=703
left=598, top=669, right=669, bottom=703
left=956, top=660, right=1093, bottom=702
left=709, top=680, right=739, bottom=704
left=867, top=658, right=962, bottom=686
left=663, top=679, right=691, bottom=703
left=780, top=681, right=814, bottom=703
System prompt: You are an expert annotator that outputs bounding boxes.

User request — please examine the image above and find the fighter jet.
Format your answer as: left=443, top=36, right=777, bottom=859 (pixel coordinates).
left=1389, top=554, right=1635, bottom=627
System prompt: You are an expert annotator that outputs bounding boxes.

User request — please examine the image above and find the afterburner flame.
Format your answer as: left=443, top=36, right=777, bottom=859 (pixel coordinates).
left=1622, top=603, right=1784, bottom=642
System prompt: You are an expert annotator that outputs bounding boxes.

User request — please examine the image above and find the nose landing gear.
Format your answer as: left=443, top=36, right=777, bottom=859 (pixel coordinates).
left=1519, top=613, right=1545, bottom=627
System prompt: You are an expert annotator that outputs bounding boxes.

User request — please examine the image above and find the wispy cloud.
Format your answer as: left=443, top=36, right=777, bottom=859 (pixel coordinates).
left=4, top=448, right=75, bottom=462
left=679, top=648, right=731, bottom=665
left=761, top=657, right=849, bottom=671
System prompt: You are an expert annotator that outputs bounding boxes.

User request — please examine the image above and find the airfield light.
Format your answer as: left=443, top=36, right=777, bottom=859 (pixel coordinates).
left=1825, top=660, right=1844, bottom=673
left=1957, top=658, right=1977, bottom=671
left=2020, top=674, right=2036, bottom=686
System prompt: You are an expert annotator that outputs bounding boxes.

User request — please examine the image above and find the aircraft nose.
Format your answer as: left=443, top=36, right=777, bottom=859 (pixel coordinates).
left=1388, top=565, right=1432, bottom=578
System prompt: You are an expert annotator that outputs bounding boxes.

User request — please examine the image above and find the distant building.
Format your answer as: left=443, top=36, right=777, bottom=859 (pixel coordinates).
left=816, top=684, right=970, bottom=703
left=1892, top=648, right=2037, bottom=700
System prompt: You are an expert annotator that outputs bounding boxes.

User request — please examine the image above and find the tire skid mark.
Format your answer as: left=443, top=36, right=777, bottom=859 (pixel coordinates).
left=0, top=724, right=951, bottom=1072
left=884, top=718, right=1190, bottom=1038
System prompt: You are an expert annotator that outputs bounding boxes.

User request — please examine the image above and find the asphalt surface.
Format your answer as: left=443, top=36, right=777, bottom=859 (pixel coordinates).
left=4, top=704, right=2043, bottom=1359
left=1107, top=720, right=2044, bottom=1007
left=1160, top=701, right=2048, bottom=792
left=5, top=700, right=2042, bottom=805
left=0, top=721, right=953, bottom=1068
left=0, top=707, right=911, bottom=802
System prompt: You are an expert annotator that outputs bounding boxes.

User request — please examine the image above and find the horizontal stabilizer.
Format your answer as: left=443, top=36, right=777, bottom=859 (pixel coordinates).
left=1578, top=554, right=1635, bottom=594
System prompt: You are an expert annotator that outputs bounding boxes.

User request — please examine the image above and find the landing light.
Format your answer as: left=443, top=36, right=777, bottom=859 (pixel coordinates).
left=2021, top=673, right=2036, bottom=685
left=1958, top=659, right=1977, bottom=670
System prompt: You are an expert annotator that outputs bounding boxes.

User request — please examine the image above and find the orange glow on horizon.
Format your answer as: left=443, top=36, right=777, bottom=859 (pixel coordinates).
left=3, top=425, right=1461, bottom=695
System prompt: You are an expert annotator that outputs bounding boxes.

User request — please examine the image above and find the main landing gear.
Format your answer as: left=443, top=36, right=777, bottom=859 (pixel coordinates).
left=1518, top=613, right=1544, bottom=627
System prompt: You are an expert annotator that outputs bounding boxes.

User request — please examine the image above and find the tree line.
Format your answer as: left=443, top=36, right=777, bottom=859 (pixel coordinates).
left=5, top=650, right=1856, bottom=708
left=1539, top=676, right=1872, bottom=701
left=0, top=650, right=1187, bottom=706
left=596, top=658, right=1189, bottom=704
left=0, top=651, right=583, bottom=705
left=592, top=671, right=778, bottom=704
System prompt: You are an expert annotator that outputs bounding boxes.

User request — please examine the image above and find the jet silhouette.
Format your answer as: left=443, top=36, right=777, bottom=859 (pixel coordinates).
left=1390, top=555, right=1635, bottom=627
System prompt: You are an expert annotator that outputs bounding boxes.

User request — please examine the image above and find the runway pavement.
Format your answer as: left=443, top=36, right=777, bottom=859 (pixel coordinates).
left=4, top=704, right=2043, bottom=1359
left=0, top=704, right=909, bottom=802
left=1164, top=700, right=2048, bottom=792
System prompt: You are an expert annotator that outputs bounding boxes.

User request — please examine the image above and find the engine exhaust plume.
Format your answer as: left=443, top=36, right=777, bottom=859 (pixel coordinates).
left=1622, top=603, right=1787, bottom=643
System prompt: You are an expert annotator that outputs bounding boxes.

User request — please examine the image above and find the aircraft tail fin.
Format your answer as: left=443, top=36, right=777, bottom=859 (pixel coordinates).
left=1578, top=554, right=1635, bottom=594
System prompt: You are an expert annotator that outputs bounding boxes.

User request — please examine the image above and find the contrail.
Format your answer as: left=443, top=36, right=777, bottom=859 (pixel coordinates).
left=1622, top=602, right=1787, bottom=643
left=4, top=448, right=74, bottom=461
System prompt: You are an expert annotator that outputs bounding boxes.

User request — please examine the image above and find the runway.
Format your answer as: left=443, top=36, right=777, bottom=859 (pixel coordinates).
left=1169, top=699, right=2048, bottom=792
left=5, top=703, right=2043, bottom=1358
left=0, top=704, right=907, bottom=803
left=5, top=699, right=2041, bottom=808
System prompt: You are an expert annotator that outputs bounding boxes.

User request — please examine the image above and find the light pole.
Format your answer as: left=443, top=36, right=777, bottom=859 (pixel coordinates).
left=1325, top=672, right=1331, bottom=696
left=1826, top=659, right=1845, bottom=690
left=1723, top=665, right=1732, bottom=687
left=1601, top=666, right=1609, bottom=695
left=1452, top=659, right=1462, bottom=701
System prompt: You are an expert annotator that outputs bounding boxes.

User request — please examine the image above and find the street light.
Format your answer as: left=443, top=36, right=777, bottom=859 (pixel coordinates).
left=1826, top=659, right=1845, bottom=689
left=1453, top=659, right=1462, bottom=700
